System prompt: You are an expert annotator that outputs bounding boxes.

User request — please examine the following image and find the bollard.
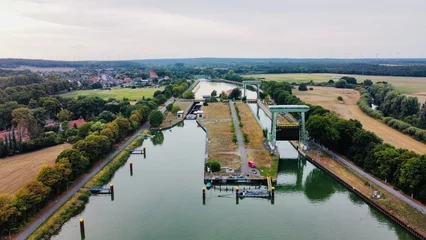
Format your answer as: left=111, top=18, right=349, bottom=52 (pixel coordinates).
left=79, top=218, right=85, bottom=239
left=110, top=184, right=114, bottom=194
left=130, top=162, right=133, bottom=176
left=202, top=187, right=206, bottom=198
left=271, top=187, right=275, bottom=198
left=236, top=186, right=239, bottom=197
left=236, top=196, right=239, bottom=205
left=271, top=197, right=275, bottom=205
left=143, top=147, right=146, bottom=158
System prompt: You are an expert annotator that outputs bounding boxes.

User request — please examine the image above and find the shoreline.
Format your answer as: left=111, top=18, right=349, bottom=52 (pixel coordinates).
left=290, top=141, right=426, bottom=240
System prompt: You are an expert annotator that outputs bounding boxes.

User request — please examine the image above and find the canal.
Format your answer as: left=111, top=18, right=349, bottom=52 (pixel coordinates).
left=52, top=84, right=417, bottom=240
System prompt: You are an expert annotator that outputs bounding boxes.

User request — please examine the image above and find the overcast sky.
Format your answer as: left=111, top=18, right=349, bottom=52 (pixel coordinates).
left=0, top=0, right=425, bottom=60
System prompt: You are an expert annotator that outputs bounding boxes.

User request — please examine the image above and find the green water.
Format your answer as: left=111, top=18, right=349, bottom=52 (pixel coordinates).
left=51, top=109, right=417, bottom=239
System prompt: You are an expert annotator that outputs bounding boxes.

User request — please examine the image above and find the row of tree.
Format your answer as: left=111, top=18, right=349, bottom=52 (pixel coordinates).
left=262, top=81, right=426, bottom=204
left=0, top=94, right=160, bottom=230
left=367, top=82, right=426, bottom=128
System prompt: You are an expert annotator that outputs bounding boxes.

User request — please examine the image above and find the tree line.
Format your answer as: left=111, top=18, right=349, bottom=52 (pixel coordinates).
left=359, top=83, right=426, bottom=143
left=0, top=88, right=172, bottom=231
left=262, top=81, right=426, bottom=205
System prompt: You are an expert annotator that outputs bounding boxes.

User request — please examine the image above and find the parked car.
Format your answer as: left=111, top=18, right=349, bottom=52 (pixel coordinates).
left=248, top=161, right=256, bottom=168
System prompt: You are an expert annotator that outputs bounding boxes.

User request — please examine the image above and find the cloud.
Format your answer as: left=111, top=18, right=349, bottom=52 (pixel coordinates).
left=0, top=0, right=425, bottom=59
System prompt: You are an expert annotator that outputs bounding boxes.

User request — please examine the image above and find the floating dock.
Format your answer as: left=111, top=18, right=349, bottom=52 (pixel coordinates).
left=88, top=187, right=112, bottom=194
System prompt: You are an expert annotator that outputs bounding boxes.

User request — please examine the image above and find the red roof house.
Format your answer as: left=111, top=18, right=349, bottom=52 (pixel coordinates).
left=68, top=118, right=86, bottom=128
left=0, top=128, right=30, bottom=142
left=164, top=76, right=170, bottom=80
left=124, top=77, right=131, bottom=83
left=149, top=69, right=158, bottom=78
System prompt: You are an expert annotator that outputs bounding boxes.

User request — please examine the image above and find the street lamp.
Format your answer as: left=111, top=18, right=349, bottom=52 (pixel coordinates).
left=9, top=228, right=17, bottom=240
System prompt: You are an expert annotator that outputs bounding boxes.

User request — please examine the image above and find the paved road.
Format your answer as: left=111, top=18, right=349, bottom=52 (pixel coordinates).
left=311, top=141, right=426, bottom=214
left=18, top=100, right=173, bottom=240
left=229, top=101, right=249, bottom=174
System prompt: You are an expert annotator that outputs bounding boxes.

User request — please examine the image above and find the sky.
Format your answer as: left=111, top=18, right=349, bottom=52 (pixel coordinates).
left=0, top=0, right=425, bottom=60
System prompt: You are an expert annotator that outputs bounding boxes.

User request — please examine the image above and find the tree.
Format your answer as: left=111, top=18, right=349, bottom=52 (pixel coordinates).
left=219, top=91, right=228, bottom=101
left=91, top=82, right=102, bottom=89
left=306, top=114, right=339, bottom=147
left=374, top=145, right=400, bottom=183
left=183, top=91, right=195, bottom=99
left=0, top=193, right=18, bottom=229
left=149, top=110, right=164, bottom=127
left=340, top=76, right=357, bottom=84
left=15, top=180, right=50, bottom=215
left=211, top=90, right=217, bottom=97
left=73, top=134, right=111, bottom=163
left=57, top=109, right=73, bottom=122
left=114, top=116, right=132, bottom=138
left=335, top=79, right=347, bottom=88
left=363, top=79, right=373, bottom=86
left=171, top=105, right=181, bottom=114
left=328, top=79, right=335, bottom=84
left=205, top=161, right=221, bottom=172
left=36, top=165, right=63, bottom=195
left=399, top=156, right=426, bottom=199
left=298, top=83, right=308, bottom=91
left=337, top=96, right=343, bottom=101
left=228, top=88, right=241, bottom=100
left=12, top=107, right=40, bottom=138
left=40, top=97, right=62, bottom=119
left=97, top=110, right=116, bottom=123
left=166, top=103, right=174, bottom=112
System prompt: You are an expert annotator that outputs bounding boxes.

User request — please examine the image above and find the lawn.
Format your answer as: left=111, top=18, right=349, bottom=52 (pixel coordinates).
left=0, top=143, right=72, bottom=194
left=244, top=73, right=426, bottom=94
left=59, top=87, right=163, bottom=101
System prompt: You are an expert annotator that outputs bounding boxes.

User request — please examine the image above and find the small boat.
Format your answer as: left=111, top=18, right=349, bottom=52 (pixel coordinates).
left=206, top=182, right=212, bottom=189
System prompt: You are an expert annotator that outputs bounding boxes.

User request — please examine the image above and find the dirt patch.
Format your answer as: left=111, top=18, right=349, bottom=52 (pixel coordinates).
left=0, top=143, right=72, bottom=194
left=204, top=119, right=237, bottom=153
left=209, top=153, right=241, bottom=170
left=294, top=87, right=426, bottom=154
left=202, top=102, right=231, bottom=119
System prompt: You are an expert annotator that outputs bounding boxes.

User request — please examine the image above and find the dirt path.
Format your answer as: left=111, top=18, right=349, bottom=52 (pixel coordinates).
left=0, top=143, right=72, bottom=194
left=294, top=87, right=426, bottom=154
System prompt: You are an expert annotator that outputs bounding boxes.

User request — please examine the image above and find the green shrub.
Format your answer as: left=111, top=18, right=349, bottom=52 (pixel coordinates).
left=205, top=161, right=221, bottom=172
left=243, top=133, right=249, bottom=144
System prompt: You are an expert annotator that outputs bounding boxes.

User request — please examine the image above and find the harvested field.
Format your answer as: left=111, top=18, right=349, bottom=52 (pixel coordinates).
left=244, top=73, right=426, bottom=94
left=236, top=102, right=265, bottom=149
left=202, top=102, right=231, bottom=119
left=201, top=102, right=239, bottom=168
left=204, top=120, right=237, bottom=153
left=0, top=143, right=72, bottom=194
left=294, top=87, right=426, bottom=154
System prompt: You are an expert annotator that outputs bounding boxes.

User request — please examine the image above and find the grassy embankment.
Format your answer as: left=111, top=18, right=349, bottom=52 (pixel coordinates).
left=200, top=102, right=240, bottom=170
left=235, top=102, right=277, bottom=177
left=59, top=87, right=163, bottom=101
left=244, top=73, right=426, bottom=94
left=305, top=149, right=426, bottom=237
left=158, top=101, right=192, bottom=129
left=28, top=136, right=145, bottom=240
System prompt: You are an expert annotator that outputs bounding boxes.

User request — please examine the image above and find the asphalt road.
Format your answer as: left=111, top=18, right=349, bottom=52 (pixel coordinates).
left=229, top=101, right=249, bottom=174
left=311, top=141, right=426, bottom=214
left=17, top=101, right=172, bottom=240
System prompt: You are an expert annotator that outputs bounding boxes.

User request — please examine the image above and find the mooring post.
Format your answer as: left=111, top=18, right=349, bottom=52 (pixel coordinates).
left=110, top=184, right=114, bottom=194
left=79, top=218, right=85, bottom=239
left=271, top=197, right=275, bottom=205
left=143, top=147, right=146, bottom=158
left=202, top=187, right=206, bottom=205
left=130, top=162, right=133, bottom=176
left=236, top=186, right=239, bottom=197
left=236, top=196, right=239, bottom=205
left=271, top=187, right=275, bottom=198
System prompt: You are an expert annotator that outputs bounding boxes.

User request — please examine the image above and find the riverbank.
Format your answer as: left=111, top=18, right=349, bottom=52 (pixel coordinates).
left=27, top=135, right=146, bottom=240
left=155, top=101, right=193, bottom=130
left=292, top=142, right=426, bottom=239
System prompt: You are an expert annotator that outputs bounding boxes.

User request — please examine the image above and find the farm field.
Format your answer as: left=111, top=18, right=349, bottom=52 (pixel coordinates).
left=244, top=73, right=426, bottom=94
left=293, top=87, right=426, bottom=154
left=0, top=143, right=72, bottom=194
left=59, top=87, right=162, bottom=101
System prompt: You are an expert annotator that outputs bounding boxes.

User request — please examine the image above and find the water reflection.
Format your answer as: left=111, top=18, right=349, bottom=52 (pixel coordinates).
left=151, top=131, right=165, bottom=145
